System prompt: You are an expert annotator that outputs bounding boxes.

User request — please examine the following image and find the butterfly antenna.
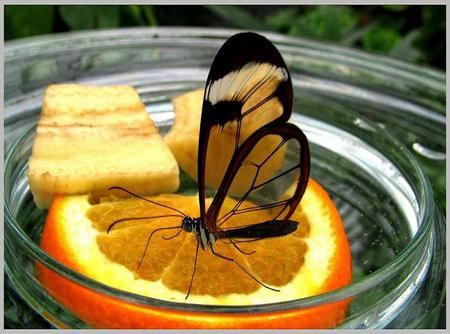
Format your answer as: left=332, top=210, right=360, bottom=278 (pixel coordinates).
left=186, top=240, right=200, bottom=300
left=137, top=226, right=181, bottom=269
left=162, top=228, right=184, bottom=240
left=109, top=186, right=187, bottom=217
left=107, top=214, right=184, bottom=234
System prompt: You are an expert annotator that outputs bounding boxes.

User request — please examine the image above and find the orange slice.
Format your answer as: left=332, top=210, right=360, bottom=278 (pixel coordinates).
left=37, top=178, right=352, bottom=328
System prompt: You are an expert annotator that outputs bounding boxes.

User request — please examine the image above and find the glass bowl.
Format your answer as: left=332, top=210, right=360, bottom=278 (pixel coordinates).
left=4, top=27, right=445, bottom=329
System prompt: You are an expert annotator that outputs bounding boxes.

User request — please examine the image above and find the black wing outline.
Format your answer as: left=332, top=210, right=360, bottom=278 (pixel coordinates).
left=198, top=32, right=294, bottom=228
left=205, top=122, right=310, bottom=233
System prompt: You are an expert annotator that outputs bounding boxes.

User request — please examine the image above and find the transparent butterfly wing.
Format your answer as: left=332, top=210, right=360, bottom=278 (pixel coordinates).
left=205, top=123, right=310, bottom=234
left=198, top=32, right=293, bottom=222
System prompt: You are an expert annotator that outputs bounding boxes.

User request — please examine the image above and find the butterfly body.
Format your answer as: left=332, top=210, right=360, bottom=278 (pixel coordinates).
left=182, top=216, right=217, bottom=251
left=182, top=215, right=299, bottom=251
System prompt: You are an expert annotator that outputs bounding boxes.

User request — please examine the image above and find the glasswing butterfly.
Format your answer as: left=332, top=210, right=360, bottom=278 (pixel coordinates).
left=109, top=32, right=310, bottom=299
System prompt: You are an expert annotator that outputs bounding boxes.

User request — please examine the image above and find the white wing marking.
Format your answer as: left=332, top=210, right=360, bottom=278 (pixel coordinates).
left=207, top=62, right=288, bottom=107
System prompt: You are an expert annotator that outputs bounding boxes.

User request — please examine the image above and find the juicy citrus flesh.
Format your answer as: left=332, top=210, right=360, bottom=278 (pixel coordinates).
left=39, top=178, right=351, bottom=308
left=88, top=193, right=310, bottom=300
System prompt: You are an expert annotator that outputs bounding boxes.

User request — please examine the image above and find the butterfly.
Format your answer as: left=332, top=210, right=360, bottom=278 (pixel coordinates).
left=109, top=32, right=310, bottom=299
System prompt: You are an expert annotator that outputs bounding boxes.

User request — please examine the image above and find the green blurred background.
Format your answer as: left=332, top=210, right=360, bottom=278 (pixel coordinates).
left=5, top=5, right=445, bottom=70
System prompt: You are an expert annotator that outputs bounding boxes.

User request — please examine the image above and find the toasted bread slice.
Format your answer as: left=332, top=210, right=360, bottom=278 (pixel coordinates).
left=28, top=84, right=179, bottom=209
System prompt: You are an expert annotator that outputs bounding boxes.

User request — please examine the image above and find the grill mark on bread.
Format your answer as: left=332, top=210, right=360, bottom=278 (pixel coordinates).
left=42, top=106, right=145, bottom=117
left=38, top=122, right=158, bottom=133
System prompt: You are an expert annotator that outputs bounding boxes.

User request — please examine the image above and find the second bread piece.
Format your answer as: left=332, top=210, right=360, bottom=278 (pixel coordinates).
left=28, top=84, right=179, bottom=209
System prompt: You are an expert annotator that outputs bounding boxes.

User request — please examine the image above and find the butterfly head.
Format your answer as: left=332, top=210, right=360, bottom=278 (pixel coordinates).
left=182, top=217, right=198, bottom=233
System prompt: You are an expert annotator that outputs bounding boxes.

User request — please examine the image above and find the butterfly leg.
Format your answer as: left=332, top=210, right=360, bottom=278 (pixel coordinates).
left=186, top=240, right=200, bottom=300
left=107, top=215, right=183, bottom=233
left=209, top=246, right=279, bottom=292
left=228, top=239, right=256, bottom=255
left=137, top=226, right=181, bottom=269
left=109, top=186, right=187, bottom=217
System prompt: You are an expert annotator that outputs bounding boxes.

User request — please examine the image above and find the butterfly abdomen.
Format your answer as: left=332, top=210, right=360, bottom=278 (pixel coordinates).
left=217, top=220, right=299, bottom=240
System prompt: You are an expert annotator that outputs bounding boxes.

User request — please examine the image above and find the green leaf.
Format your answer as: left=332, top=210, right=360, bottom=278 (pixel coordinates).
left=5, top=5, right=55, bottom=40
left=362, top=27, right=401, bottom=53
left=265, top=7, right=299, bottom=32
left=59, top=5, right=120, bottom=30
left=389, top=29, right=422, bottom=62
left=121, top=5, right=146, bottom=26
left=383, top=5, right=409, bottom=12
left=340, top=22, right=377, bottom=46
left=289, top=6, right=358, bottom=42
left=205, top=5, right=266, bottom=30
left=422, top=5, right=445, bottom=26
left=414, top=6, right=445, bottom=68
left=142, top=5, right=158, bottom=26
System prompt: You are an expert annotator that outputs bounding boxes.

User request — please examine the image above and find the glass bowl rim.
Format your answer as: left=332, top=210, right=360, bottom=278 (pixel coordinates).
left=4, top=26, right=446, bottom=78
left=4, top=102, right=435, bottom=314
